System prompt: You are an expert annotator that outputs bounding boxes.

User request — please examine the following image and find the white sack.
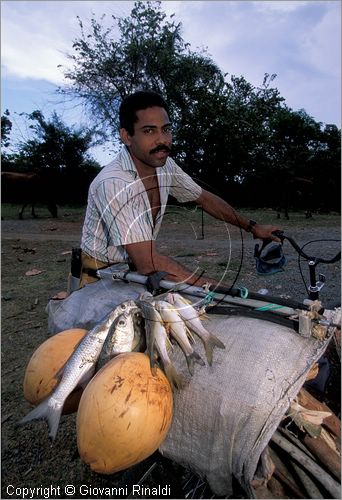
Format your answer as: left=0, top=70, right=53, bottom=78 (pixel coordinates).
left=160, top=314, right=331, bottom=497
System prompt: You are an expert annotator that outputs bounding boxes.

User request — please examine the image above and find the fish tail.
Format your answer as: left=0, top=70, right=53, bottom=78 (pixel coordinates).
left=186, top=351, right=205, bottom=375
left=19, top=397, right=63, bottom=441
left=163, top=361, right=184, bottom=390
left=204, top=334, right=225, bottom=366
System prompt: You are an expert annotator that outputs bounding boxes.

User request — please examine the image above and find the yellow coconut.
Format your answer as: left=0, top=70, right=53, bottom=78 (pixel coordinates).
left=23, top=328, right=87, bottom=414
left=77, top=352, right=173, bottom=474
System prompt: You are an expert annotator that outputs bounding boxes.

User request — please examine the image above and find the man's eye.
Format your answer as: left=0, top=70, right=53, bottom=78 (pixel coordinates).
left=163, top=126, right=172, bottom=134
left=143, top=128, right=154, bottom=135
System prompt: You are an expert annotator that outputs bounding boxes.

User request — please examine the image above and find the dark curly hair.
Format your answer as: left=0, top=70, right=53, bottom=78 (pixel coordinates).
left=119, top=90, right=170, bottom=136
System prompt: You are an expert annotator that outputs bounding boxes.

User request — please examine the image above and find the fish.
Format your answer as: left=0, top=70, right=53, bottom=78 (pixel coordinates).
left=96, top=310, right=136, bottom=371
left=132, top=309, right=147, bottom=353
left=138, top=300, right=184, bottom=389
left=111, top=299, right=140, bottom=318
left=167, top=293, right=225, bottom=366
left=19, top=300, right=137, bottom=441
left=154, top=300, right=205, bottom=375
left=96, top=305, right=146, bottom=371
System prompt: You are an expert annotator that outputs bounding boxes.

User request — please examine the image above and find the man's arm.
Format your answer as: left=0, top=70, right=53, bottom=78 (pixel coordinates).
left=195, top=189, right=281, bottom=241
left=124, top=240, right=216, bottom=287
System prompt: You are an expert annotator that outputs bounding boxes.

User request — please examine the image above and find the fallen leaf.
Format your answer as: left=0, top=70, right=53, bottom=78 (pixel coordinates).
left=25, top=269, right=43, bottom=277
left=23, top=247, right=36, bottom=254
left=60, top=250, right=72, bottom=255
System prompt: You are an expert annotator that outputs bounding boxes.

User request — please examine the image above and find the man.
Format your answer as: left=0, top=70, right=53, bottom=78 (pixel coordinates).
left=80, top=90, right=280, bottom=287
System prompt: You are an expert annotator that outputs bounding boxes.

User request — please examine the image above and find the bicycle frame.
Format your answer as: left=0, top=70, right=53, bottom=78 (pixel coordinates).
left=273, top=231, right=341, bottom=301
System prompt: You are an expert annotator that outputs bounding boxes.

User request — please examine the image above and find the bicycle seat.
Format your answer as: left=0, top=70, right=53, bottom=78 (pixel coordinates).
left=254, top=241, right=287, bottom=275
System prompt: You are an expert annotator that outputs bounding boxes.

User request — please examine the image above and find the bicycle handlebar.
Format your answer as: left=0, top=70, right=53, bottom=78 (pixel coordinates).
left=272, top=231, right=341, bottom=265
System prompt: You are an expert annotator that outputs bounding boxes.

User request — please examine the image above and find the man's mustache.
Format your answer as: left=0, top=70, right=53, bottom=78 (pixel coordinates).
left=149, top=145, right=171, bottom=154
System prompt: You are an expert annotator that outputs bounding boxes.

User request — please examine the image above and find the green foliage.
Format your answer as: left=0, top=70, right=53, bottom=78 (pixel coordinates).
left=12, top=110, right=98, bottom=173
left=1, top=109, right=14, bottom=169
left=4, top=110, right=101, bottom=204
left=1, top=109, right=12, bottom=147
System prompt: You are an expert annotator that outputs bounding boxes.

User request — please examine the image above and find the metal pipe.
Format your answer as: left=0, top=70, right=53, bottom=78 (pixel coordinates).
left=98, top=269, right=298, bottom=316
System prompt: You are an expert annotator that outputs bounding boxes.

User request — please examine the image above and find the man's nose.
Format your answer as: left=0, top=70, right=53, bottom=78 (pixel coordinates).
left=155, top=130, right=171, bottom=146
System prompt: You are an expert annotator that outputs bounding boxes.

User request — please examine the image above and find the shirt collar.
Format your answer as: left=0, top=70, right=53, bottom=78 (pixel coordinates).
left=120, top=146, right=138, bottom=178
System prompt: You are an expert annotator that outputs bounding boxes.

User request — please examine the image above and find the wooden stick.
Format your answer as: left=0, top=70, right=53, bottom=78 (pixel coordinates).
left=272, top=468, right=306, bottom=498
left=303, top=434, right=341, bottom=481
left=278, top=426, right=317, bottom=461
left=271, top=431, right=341, bottom=499
left=290, top=460, right=324, bottom=499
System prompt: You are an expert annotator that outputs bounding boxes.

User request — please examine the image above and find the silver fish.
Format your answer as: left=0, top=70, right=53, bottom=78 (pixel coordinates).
left=96, top=311, right=136, bottom=371
left=138, top=300, right=184, bottom=389
left=168, top=293, right=225, bottom=366
left=132, top=309, right=147, bottom=353
left=111, top=299, right=140, bottom=319
left=154, top=300, right=205, bottom=375
left=19, top=302, right=135, bottom=441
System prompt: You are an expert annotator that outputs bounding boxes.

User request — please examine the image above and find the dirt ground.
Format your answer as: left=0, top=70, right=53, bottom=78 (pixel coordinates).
left=1, top=205, right=341, bottom=499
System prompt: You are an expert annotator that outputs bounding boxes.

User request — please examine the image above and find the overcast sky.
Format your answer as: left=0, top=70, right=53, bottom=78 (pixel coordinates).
left=1, top=0, right=341, bottom=165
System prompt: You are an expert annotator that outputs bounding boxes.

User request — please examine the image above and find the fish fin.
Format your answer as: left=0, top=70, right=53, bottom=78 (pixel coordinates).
left=164, top=293, right=175, bottom=304
left=186, top=351, right=206, bottom=375
left=163, top=362, right=185, bottom=390
left=144, top=319, right=157, bottom=369
left=203, top=334, right=226, bottom=366
left=184, top=325, right=196, bottom=344
left=164, top=322, right=172, bottom=336
left=148, top=340, right=157, bottom=370
left=19, top=397, right=63, bottom=441
left=164, top=331, right=174, bottom=352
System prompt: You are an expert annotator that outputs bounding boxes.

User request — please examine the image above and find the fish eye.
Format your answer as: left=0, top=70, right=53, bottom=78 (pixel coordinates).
left=118, top=319, right=126, bottom=326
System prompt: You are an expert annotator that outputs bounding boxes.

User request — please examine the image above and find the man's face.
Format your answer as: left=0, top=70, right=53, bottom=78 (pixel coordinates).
left=121, top=106, right=172, bottom=169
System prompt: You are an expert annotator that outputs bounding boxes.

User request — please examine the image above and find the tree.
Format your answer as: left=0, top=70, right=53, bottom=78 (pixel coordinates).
left=58, top=3, right=295, bottom=193
left=58, top=1, right=230, bottom=179
left=59, top=0, right=340, bottom=211
left=9, top=110, right=101, bottom=204
left=1, top=109, right=14, bottom=170
left=1, top=109, right=12, bottom=148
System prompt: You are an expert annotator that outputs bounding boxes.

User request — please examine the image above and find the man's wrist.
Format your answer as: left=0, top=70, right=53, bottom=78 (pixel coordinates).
left=246, top=219, right=257, bottom=233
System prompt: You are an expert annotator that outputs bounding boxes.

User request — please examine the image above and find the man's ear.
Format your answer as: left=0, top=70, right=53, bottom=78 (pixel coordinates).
left=120, top=128, right=131, bottom=147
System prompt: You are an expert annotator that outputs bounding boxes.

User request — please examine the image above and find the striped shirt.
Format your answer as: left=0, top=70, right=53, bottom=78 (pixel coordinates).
left=81, top=147, right=202, bottom=263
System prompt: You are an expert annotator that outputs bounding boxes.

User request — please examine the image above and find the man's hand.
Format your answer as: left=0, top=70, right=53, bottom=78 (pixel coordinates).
left=251, top=224, right=282, bottom=242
